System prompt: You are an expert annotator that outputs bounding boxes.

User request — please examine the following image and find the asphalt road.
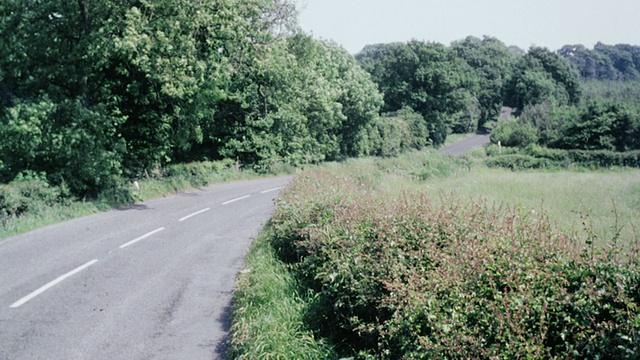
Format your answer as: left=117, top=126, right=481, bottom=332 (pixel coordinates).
left=437, top=134, right=491, bottom=156
left=0, top=176, right=292, bottom=360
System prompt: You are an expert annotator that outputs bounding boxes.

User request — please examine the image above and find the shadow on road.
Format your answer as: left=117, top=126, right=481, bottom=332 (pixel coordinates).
left=116, top=204, right=150, bottom=211
left=215, top=300, right=234, bottom=359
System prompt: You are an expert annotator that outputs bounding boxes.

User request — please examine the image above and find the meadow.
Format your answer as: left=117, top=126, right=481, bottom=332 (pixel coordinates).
left=230, top=149, right=640, bottom=359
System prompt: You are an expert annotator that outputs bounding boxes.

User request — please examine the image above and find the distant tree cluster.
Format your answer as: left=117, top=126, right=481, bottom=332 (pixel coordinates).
left=356, top=36, right=584, bottom=138
left=559, top=43, right=640, bottom=81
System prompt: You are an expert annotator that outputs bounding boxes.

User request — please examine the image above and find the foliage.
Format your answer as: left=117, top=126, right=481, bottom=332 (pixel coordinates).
left=505, top=47, right=582, bottom=112
left=161, top=159, right=237, bottom=187
left=0, top=99, right=125, bottom=195
left=356, top=41, right=472, bottom=145
left=516, top=101, right=579, bottom=146
left=553, top=101, right=640, bottom=151
left=451, top=36, right=518, bottom=129
left=214, top=34, right=383, bottom=169
left=486, top=145, right=640, bottom=169
left=357, top=108, right=430, bottom=157
left=490, top=119, right=539, bottom=147
left=560, top=43, right=640, bottom=81
left=268, top=168, right=640, bottom=359
left=0, top=172, right=64, bottom=221
left=229, top=226, right=336, bottom=359
left=0, top=0, right=386, bottom=196
left=581, top=80, right=640, bottom=111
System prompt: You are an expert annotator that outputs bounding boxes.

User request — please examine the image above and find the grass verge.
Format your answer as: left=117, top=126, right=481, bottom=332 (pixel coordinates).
left=228, top=224, right=335, bottom=359
left=0, top=159, right=287, bottom=240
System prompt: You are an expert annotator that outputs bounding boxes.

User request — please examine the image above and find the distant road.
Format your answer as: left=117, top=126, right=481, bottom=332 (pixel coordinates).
left=0, top=176, right=291, bottom=360
left=437, top=134, right=491, bottom=156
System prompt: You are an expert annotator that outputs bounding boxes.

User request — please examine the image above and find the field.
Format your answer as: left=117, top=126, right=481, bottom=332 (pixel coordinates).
left=230, top=149, right=640, bottom=359
left=415, top=167, right=640, bottom=247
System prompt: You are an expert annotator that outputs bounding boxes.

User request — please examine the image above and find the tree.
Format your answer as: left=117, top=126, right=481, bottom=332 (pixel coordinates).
left=356, top=41, right=470, bottom=145
left=208, top=34, right=382, bottom=169
left=451, top=36, right=519, bottom=129
left=554, top=101, right=640, bottom=151
left=505, top=47, right=582, bottom=112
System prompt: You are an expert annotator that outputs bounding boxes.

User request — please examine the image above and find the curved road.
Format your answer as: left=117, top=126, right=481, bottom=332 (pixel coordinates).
left=437, top=134, right=490, bottom=156
left=0, top=176, right=291, bottom=360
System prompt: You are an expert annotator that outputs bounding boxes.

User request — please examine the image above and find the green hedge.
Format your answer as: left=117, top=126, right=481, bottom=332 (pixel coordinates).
left=269, top=171, right=640, bottom=359
left=487, top=145, right=640, bottom=169
left=161, top=159, right=237, bottom=186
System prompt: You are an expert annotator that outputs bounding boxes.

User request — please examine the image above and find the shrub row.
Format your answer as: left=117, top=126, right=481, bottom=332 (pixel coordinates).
left=487, top=144, right=640, bottom=170
left=0, top=159, right=244, bottom=231
left=269, top=170, right=640, bottom=359
left=161, top=159, right=238, bottom=187
left=0, top=172, right=67, bottom=224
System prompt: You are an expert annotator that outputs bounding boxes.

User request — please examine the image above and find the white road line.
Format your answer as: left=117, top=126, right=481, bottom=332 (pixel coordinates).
left=179, top=208, right=211, bottom=222
left=10, top=259, right=99, bottom=308
left=119, top=227, right=165, bottom=249
left=261, top=187, right=283, bottom=194
left=222, top=195, right=251, bottom=205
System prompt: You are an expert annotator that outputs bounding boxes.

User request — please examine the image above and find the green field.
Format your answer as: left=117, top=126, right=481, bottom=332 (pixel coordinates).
left=421, top=167, right=640, bottom=247
left=352, top=151, right=640, bottom=247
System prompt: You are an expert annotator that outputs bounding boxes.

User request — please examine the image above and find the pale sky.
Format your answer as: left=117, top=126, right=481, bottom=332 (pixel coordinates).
left=297, top=0, right=640, bottom=54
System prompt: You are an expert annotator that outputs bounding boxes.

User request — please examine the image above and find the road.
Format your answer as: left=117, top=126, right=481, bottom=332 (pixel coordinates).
left=0, top=176, right=291, bottom=360
left=437, top=134, right=491, bottom=156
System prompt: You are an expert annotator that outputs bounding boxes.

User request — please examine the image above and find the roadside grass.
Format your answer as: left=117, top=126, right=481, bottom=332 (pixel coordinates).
left=0, top=159, right=292, bottom=240
left=0, top=201, right=100, bottom=239
left=228, top=225, right=335, bottom=359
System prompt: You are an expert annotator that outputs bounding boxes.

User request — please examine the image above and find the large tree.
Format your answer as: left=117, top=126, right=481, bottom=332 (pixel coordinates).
left=505, top=47, right=582, bottom=112
left=451, top=36, right=519, bottom=129
left=210, top=34, right=382, bottom=168
left=0, top=0, right=299, bottom=192
left=357, top=41, right=470, bottom=145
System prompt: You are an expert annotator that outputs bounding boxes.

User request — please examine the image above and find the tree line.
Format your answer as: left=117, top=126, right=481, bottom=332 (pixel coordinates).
left=0, top=0, right=387, bottom=196
left=1, top=0, right=639, bottom=198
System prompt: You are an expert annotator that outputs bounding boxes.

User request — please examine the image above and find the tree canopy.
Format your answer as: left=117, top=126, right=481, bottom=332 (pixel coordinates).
left=0, top=0, right=382, bottom=194
left=1, top=1, right=640, bottom=197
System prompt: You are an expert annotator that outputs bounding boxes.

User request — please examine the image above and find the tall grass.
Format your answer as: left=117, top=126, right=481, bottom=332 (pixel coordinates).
left=422, top=167, right=640, bottom=246
left=229, top=226, right=335, bottom=359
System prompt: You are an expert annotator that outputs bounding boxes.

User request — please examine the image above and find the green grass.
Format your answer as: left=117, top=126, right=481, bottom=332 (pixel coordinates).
left=0, top=202, right=100, bottom=239
left=421, top=166, right=640, bottom=246
left=229, top=225, right=335, bottom=359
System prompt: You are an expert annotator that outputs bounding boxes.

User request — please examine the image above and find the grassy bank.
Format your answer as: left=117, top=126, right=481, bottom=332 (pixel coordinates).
left=0, top=159, right=269, bottom=239
left=231, top=150, right=640, bottom=359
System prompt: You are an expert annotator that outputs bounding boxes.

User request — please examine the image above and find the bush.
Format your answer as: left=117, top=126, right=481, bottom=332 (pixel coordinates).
left=0, top=172, right=64, bottom=223
left=486, top=145, right=640, bottom=170
left=162, top=159, right=237, bottom=186
left=490, top=119, right=539, bottom=147
left=0, top=99, right=125, bottom=196
left=269, top=170, right=640, bottom=359
left=486, top=154, right=556, bottom=170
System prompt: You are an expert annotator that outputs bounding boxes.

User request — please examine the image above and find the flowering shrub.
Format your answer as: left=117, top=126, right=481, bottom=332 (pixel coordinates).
left=270, top=170, right=640, bottom=359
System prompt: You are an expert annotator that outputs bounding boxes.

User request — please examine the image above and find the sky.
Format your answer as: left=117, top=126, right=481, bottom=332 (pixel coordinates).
left=297, top=0, right=640, bottom=54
